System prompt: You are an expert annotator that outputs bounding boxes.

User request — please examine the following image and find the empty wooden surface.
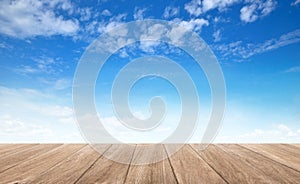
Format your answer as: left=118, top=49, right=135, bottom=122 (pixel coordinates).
left=0, top=144, right=299, bottom=183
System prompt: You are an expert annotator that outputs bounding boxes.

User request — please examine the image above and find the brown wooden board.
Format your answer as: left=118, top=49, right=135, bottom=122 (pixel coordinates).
left=0, top=144, right=85, bottom=183
left=242, top=144, right=300, bottom=172
left=125, top=144, right=177, bottom=184
left=76, top=144, right=136, bottom=184
left=165, top=144, right=226, bottom=184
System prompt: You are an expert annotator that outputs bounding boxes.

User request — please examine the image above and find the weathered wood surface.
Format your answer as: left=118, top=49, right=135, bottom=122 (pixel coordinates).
left=0, top=144, right=299, bottom=184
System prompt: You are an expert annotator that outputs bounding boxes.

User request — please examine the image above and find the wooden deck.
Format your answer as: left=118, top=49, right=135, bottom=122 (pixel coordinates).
left=0, top=144, right=300, bottom=183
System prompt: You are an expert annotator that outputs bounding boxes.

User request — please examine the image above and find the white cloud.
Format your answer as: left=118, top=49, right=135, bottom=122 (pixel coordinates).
left=174, top=18, right=209, bottom=32
left=37, top=105, right=73, bottom=118
left=184, top=0, right=240, bottom=16
left=97, top=21, right=124, bottom=33
left=277, top=124, right=291, bottom=132
left=53, top=78, right=72, bottom=90
left=291, top=0, right=300, bottom=6
left=0, top=115, right=82, bottom=143
left=240, top=4, right=258, bottom=22
left=162, top=18, right=209, bottom=47
left=215, top=124, right=300, bottom=143
left=91, top=14, right=127, bottom=34
left=0, top=116, right=54, bottom=139
left=16, top=65, right=39, bottom=74
left=184, top=0, right=275, bottom=22
left=77, top=12, right=127, bottom=40
left=0, top=0, right=79, bottom=38
left=101, top=9, right=112, bottom=16
left=0, top=42, right=12, bottom=49
left=163, top=6, right=180, bottom=18
left=240, top=0, right=276, bottom=23
left=214, top=29, right=300, bottom=59
left=0, top=86, right=81, bottom=142
left=79, top=8, right=92, bottom=21
left=213, top=29, right=221, bottom=42
left=213, top=16, right=230, bottom=23
left=133, top=7, right=147, bottom=20
left=34, top=77, right=72, bottom=91
left=284, top=66, right=300, bottom=73
left=0, top=86, right=74, bottom=119
left=118, top=48, right=130, bottom=58
left=139, top=41, right=161, bottom=54
left=100, top=115, right=176, bottom=143
left=15, top=56, right=62, bottom=75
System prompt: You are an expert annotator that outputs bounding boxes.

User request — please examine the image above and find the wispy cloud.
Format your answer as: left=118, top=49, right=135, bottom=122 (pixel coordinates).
left=101, top=9, right=112, bottom=16
left=0, top=0, right=79, bottom=38
left=99, top=115, right=176, bottom=143
left=215, top=124, right=300, bottom=143
left=133, top=7, right=147, bottom=20
left=0, top=115, right=54, bottom=141
left=283, top=66, right=300, bottom=73
left=184, top=0, right=276, bottom=23
left=79, top=7, right=92, bottom=22
left=184, top=0, right=240, bottom=16
left=172, top=18, right=209, bottom=32
left=213, top=29, right=222, bottom=42
left=163, top=6, right=180, bottom=19
left=0, top=42, right=12, bottom=49
left=291, top=0, right=300, bottom=6
left=214, top=29, right=300, bottom=60
left=83, top=13, right=127, bottom=37
left=240, top=0, right=277, bottom=23
left=0, top=86, right=81, bottom=142
left=15, top=56, right=62, bottom=75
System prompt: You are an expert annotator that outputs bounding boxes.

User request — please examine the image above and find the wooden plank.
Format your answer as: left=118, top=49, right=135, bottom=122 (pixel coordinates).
left=1, top=144, right=300, bottom=183
left=165, top=144, right=226, bottom=184
left=242, top=144, right=300, bottom=172
left=0, top=144, right=85, bottom=184
left=292, top=144, right=300, bottom=148
left=30, top=145, right=110, bottom=184
left=0, top=144, right=37, bottom=157
left=275, top=144, right=300, bottom=157
left=218, top=144, right=300, bottom=183
left=125, top=144, right=177, bottom=184
left=0, top=144, right=61, bottom=173
left=76, top=144, right=136, bottom=184
left=192, top=144, right=277, bottom=183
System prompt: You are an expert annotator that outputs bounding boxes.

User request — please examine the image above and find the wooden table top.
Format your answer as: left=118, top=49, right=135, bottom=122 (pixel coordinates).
left=0, top=144, right=299, bottom=183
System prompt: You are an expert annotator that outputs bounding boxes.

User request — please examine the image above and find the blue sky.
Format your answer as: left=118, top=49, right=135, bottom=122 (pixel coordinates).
left=0, top=0, right=300, bottom=143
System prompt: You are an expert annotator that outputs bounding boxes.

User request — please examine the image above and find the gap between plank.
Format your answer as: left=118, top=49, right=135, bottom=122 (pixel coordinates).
left=123, top=144, right=137, bottom=184
left=0, top=144, right=62, bottom=174
left=188, top=144, right=229, bottom=184
left=162, top=144, right=179, bottom=184
left=74, top=144, right=112, bottom=184
left=237, top=144, right=300, bottom=174
left=31, top=144, right=87, bottom=178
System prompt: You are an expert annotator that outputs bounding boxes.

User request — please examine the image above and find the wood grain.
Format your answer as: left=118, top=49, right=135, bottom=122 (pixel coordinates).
left=192, top=144, right=276, bottom=183
left=0, top=144, right=38, bottom=158
left=274, top=144, right=300, bottom=157
left=242, top=144, right=300, bottom=172
left=76, top=144, right=136, bottom=184
left=218, top=144, right=300, bottom=183
left=292, top=144, right=300, bottom=148
left=125, top=144, right=177, bottom=184
left=0, top=144, right=60, bottom=173
left=0, top=144, right=300, bottom=184
left=0, top=144, right=85, bottom=184
left=31, top=145, right=110, bottom=184
left=165, top=144, right=226, bottom=184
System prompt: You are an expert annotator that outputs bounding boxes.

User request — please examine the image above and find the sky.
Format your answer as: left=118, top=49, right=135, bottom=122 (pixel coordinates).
left=0, top=0, right=300, bottom=143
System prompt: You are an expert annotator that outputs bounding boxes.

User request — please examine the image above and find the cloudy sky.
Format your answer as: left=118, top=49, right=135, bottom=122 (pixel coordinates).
left=1, top=0, right=300, bottom=143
